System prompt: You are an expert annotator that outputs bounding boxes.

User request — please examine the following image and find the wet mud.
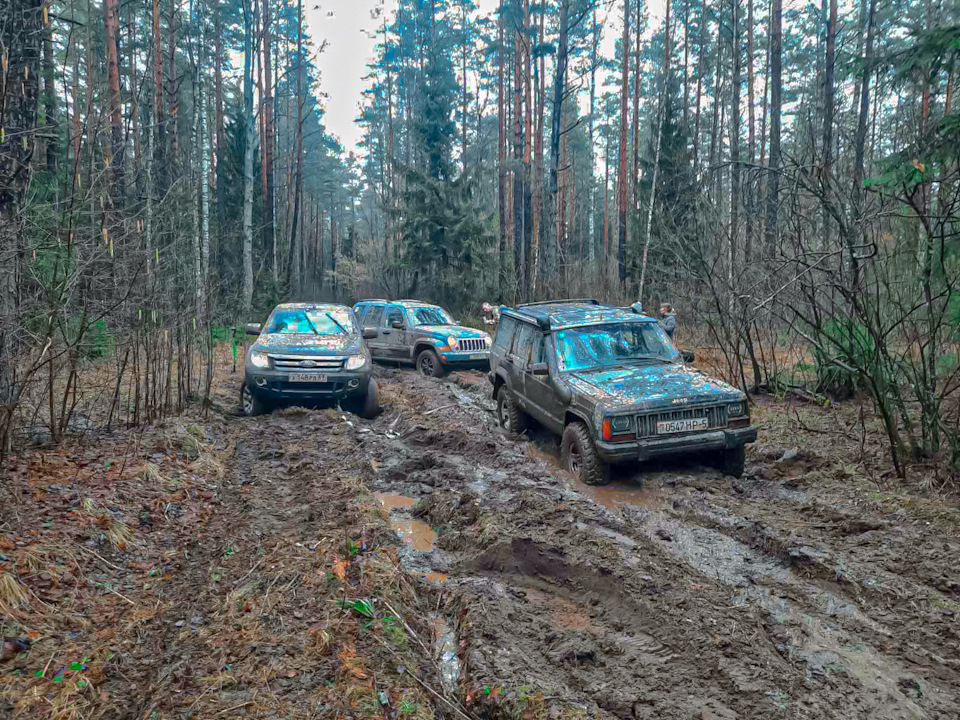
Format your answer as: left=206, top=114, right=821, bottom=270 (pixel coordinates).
left=349, top=367, right=959, bottom=719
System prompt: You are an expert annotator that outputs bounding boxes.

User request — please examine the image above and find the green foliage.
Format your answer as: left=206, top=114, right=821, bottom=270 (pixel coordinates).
left=811, top=320, right=876, bottom=399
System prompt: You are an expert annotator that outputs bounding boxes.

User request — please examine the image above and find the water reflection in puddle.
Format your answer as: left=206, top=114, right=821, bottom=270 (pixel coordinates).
left=375, top=492, right=438, bottom=552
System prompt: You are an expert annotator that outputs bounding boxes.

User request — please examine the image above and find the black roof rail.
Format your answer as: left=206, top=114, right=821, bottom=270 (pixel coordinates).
left=397, top=299, right=429, bottom=303
left=518, top=298, right=600, bottom=307
left=356, top=298, right=387, bottom=303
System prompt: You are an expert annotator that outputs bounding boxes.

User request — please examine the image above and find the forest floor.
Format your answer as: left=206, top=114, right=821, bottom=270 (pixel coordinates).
left=2, top=353, right=960, bottom=719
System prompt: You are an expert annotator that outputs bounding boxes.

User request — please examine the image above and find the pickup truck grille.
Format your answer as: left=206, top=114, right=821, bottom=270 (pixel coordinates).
left=270, top=354, right=345, bottom=371
left=636, top=405, right=727, bottom=438
left=457, top=338, right=487, bottom=353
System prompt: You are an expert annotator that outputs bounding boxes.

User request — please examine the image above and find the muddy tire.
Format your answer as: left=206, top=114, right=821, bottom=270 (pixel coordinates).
left=562, top=421, right=609, bottom=486
left=241, top=383, right=271, bottom=417
left=718, top=445, right=746, bottom=478
left=496, top=389, right=528, bottom=434
left=344, top=378, right=380, bottom=420
left=416, top=348, right=445, bottom=378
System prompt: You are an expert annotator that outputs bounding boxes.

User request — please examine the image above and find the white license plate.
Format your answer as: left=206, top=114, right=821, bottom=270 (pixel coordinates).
left=469, top=353, right=486, bottom=360
left=287, top=373, right=327, bottom=382
left=656, top=417, right=709, bottom=434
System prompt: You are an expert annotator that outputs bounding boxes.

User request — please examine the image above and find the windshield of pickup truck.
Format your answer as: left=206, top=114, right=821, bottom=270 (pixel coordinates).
left=410, top=306, right=454, bottom=326
left=554, top=321, right=678, bottom=371
left=266, top=308, right=356, bottom=336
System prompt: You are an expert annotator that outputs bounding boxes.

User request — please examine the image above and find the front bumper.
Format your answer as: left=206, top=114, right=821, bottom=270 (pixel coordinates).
left=595, top=425, right=758, bottom=463
left=438, top=350, right=490, bottom=370
left=245, top=367, right=370, bottom=402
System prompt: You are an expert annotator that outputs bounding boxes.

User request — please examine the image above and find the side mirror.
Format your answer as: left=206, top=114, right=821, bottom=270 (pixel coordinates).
left=362, top=327, right=378, bottom=340
left=530, top=362, right=549, bottom=376
left=245, top=323, right=262, bottom=337
left=391, top=320, right=404, bottom=329
left=681, top=350, right=695, bottom=363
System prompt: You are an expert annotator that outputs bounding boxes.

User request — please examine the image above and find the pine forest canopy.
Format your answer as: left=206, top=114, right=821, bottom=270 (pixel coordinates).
left=0, top=0, right=958, bottom=474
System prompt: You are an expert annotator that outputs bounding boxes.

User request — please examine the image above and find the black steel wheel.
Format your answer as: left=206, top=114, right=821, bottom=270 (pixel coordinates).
left=416, top=348, right=444, bottom=378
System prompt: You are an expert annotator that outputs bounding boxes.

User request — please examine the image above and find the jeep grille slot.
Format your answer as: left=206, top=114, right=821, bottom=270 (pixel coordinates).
left=457, top=338, right=486, bottom=353
left=636, top=406, right=728, bottom=437
left=270, top=354, right=346, bottom=371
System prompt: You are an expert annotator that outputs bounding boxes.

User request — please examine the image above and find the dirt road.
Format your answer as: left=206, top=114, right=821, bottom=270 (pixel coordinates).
left=2, top=363, right=959, bottom=719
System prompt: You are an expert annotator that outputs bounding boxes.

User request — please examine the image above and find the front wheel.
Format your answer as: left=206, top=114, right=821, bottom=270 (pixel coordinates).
left=344, top=378, right=380, bottom=420
left=241, top=383, right=271, bottom=417
left=718, top=445, right=746, bottom=478
left=496, top=389, right=528, bottom=435
left=416, top=348, right=445, bottom=378
left=561, top=421, right=609, bottom=486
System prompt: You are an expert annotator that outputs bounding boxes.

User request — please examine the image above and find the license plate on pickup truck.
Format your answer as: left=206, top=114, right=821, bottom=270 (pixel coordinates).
left=468, top=353, right=486, bottom=360
left=656, top=417, right=709, bottom=434
left=287, top=373, right=327, bottom=382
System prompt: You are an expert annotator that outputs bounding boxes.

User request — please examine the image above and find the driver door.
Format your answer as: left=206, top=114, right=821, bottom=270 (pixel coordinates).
left=362, top=305, right=386, bottom=358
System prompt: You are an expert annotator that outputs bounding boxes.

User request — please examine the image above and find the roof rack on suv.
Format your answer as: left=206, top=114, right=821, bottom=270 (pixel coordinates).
left=518, top=298, right=600, bottom=307
left=397, top=299, right=430, bottom=304
left=356, top=298, right=387, bottom=303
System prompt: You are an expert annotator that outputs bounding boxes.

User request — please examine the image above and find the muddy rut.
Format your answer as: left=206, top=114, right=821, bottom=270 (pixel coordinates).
left=331, top=367, right=960, bottom=719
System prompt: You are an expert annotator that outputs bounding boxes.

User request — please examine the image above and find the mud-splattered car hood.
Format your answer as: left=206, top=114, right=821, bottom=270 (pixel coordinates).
left=566, top=363, right=739, bottom=410
left=413, top=325, right=488, bottom=340
left=253, top=333, right=362, bottom=356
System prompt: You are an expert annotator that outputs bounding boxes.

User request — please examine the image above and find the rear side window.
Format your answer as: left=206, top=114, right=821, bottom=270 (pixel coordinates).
left=494, top=316, right=518, bottom=352
left=354, top=306, right=368, bottom=324
left=513, top=324, right=539, bottom=366
left=384, top=306, right=404, bottom=326
left=364, top=305, right=384, bottom=327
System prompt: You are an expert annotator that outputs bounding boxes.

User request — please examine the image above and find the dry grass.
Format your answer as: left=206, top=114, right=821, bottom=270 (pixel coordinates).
left=0, top=571, right=29, bottom=611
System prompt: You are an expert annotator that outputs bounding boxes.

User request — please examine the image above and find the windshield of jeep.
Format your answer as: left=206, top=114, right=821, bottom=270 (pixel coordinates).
left=410, top=306, right=453, bottom=326
left=266, top=308, right=356, bottom=336
left=554, top=321, right=678, bottom=372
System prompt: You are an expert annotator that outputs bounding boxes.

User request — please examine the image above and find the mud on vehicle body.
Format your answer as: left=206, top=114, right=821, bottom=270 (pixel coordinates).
left=353, top=299, right=492, bottom=377
left=242, top=303, right=380, bottom=419
left=488, top=299, right=757, bottom=484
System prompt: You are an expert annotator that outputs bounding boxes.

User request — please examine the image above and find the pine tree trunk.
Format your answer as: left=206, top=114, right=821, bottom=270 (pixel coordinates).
left=288, top=0, right=305, bottom=298
left=167, top=0, right=179, bottom=170
left=693, top=0, right=707, bottom=173
left=497, top=0, right=508, bottom=300
left=153, top=0, right=165, bottom=183
left=105, top=0, right=124, bottom=207
left=547, top=0, right=569, bottom=289
left=242, top=0, right=255, bottom=313
left=745, top=0, right=756, bottom=262
left=43, top=9, right=57, bottom=174
left=822, top=0, right=836, bottom=249
left=729, top=0, right=741, bottom=292
left=512, top=1, right=525, bottom=301
left=765, top=0, right=782, bottom=249
left=617, top=0, right=630, bottom=289
left=263, top=0, right=277, bottom=281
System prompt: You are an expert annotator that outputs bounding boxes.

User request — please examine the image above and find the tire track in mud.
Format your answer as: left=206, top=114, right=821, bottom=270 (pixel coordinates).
left=364, top=369, right=959, bottom=719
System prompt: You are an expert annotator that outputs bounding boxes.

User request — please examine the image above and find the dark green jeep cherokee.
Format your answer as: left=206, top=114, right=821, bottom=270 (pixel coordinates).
left=489, top=300, right=757, bottom=485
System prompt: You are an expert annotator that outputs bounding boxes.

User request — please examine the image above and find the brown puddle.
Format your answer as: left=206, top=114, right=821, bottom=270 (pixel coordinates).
left=526, top=445, right=662, bottom=511
left=375, top=492, right=437, bottom=552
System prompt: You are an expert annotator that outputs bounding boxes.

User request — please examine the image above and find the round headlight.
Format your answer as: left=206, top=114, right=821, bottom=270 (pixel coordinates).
left=483, top=335, right=493, bottom=347
left=249, top=351, right=270, bottom=368
left=611, top=415, right=632, bottom=432
left=728, top=402, right=744, bottom=416
left=447, top=336, right=459, bottom=349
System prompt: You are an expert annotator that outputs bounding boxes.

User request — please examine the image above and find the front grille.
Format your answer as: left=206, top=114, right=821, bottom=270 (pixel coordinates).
left=456, top=338, right=487, bottom=353
left=636, top=405, right=727, bottom=437
left=270, top=354, right=345, bottom=371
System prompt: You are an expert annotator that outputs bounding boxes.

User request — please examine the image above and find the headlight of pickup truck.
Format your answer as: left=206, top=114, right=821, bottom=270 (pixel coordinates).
left=483, top=334, right=493, bottom=348
left=447, top=336, right=460, bottom=350
left=611, top=415, right=632, bottom=432
left=249, top=351, right=270, bottom=368
left=344, top=350, right=366, bottom=370
left=728, top=402, right=746, bottom=417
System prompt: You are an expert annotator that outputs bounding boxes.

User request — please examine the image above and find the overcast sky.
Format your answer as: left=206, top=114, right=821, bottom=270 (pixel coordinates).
left=306, top=0, right=666, bottom=153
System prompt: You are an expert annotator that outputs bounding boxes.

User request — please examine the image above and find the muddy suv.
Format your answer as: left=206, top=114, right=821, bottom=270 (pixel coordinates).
left=242, top=303, right=379, bottom=418
left=353, top=299, right=492, bottom=377
left=489, top=300, right=756, bottom=484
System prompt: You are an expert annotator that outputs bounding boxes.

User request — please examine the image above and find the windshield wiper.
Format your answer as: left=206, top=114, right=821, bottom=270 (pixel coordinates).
left=298, top=311, right=321, bottom=336
left=325, top=312, right=348, bottom=335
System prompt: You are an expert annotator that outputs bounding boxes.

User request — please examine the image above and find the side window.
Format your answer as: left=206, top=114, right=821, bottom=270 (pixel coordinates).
left=529, top=333, right=544, bottom=366
left=494, top=316, right=518, bottom=352
left=384, top=306, right=404, bottom=327
left=513, top=324, right=537, bottom=367
left=354, top=306, right=367, bottom=325
left=365, top=305, right=383, bottom=327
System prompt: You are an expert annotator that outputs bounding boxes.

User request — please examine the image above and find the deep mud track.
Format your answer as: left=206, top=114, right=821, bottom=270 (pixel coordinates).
left=331, top=367, right=959, bottom=719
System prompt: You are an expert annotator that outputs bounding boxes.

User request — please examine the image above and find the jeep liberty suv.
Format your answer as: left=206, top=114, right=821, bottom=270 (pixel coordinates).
left=353, top=300, right=492, bottom=377
left=242, top=303, right=379, bottom=418
left=489, top=300, right=757, bottom=484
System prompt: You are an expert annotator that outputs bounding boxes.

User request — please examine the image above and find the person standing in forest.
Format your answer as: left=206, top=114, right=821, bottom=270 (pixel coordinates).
left=659, top=303, right=677, bottom=340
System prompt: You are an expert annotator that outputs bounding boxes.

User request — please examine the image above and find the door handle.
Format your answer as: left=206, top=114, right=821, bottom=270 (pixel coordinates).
left=382, top=330, right=391, bottom=335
